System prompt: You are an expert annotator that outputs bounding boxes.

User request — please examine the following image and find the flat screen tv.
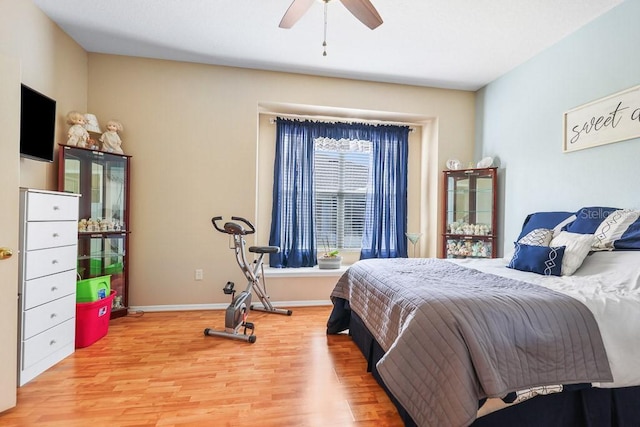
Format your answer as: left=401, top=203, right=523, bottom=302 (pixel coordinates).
left=20, top=84, right=57, bottom=162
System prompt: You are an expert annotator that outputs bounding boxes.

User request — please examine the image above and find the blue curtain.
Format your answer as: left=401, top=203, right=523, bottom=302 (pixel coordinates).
left=269, top=118, right=409, bottom=267
left=360, top=125, right=409, bottom=259
left=268, top=119, right=317, bottom=267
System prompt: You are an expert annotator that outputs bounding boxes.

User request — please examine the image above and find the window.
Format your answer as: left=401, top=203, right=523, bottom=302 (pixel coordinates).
left=268, top=117, right=409, bottom=268
left=314, top=137, right=372, bottom=251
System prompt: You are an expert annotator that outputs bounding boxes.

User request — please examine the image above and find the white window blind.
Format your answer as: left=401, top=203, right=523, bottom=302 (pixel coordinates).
left=314, top=137, right=372, bottom=251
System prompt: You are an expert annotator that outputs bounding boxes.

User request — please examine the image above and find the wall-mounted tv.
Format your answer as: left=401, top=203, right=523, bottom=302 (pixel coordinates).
left=20, top=84, right=57, bottom=162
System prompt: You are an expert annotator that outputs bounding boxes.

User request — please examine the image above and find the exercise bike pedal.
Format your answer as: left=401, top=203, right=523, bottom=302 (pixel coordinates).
left=242, top=322, right=256, bottom=343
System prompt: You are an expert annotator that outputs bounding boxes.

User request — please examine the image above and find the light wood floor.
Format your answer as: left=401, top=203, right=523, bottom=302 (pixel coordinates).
left=1, top=306, right=403, bottom=427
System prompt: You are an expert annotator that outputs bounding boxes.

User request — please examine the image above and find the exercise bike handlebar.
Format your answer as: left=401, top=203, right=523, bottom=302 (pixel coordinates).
left=211, top=216, right=256, bottom=235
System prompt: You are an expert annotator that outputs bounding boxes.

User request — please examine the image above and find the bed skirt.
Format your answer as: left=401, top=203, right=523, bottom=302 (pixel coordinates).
left=343, top=305, right=640, bottom=427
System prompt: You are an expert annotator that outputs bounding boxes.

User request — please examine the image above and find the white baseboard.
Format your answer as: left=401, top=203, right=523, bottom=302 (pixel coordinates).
left=128, top=299, right=332, bottom=313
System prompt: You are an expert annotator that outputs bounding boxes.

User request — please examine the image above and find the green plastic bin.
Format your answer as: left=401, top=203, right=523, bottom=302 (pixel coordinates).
left=77, top=275, right=111, bottom=303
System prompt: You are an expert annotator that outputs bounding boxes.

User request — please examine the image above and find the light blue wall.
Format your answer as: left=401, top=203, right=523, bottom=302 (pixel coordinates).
left=476, top=0, right=640, bottom=254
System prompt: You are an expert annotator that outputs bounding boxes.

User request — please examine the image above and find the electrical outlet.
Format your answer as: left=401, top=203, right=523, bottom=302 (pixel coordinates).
left=195, top=269, right=203, bottom=281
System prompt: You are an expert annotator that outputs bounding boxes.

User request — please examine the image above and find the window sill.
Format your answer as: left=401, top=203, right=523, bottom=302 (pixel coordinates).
left=263, top=265, right=349, bottom=278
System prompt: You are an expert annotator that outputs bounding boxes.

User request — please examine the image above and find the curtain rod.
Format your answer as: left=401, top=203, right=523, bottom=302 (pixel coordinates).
left=266, top=113, right=418, bottom=131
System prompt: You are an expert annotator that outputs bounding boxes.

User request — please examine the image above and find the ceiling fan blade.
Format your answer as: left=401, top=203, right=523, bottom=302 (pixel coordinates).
left=279, top=0, right=316, bottom=29
left=339, top=0, right=383, bottom=29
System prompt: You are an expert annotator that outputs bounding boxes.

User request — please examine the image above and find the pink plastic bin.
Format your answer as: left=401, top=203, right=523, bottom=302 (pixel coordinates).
left=75, top=290, right=116, bottom=348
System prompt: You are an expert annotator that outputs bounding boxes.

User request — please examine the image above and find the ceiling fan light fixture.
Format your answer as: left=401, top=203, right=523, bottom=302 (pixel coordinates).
left=279, top=0, right=383, bottom=56
left=279, top=0, right=383, bottom=30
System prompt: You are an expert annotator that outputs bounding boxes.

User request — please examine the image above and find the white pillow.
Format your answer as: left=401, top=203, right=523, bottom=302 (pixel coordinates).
left=592, top=209, right=640, bottom=251
left=550, top=231, right=594, bottom=276
left=518, top=228, right=553, bottom=246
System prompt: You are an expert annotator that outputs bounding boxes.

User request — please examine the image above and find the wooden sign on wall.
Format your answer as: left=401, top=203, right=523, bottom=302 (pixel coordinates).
left=563, top=85, right=640, bottom=153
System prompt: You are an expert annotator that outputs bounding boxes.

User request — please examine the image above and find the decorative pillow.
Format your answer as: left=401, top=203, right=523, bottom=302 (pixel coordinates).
left=549, top=231, right=594, bottom=275
left=517, top=212, right=576, bottom=241
left=518, top=228, right=553, bottom=246
left=615, top=218, right=640, bottom=250
left=593, top=209, right=640, bottom=251
left=507, top=243, right=565, bottom=276
left=552, top=214, right=578, bottom=236
left=565, top=206, right=620, bottom=234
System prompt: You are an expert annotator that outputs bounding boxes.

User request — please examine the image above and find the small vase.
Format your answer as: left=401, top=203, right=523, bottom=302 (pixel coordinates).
left=318, top=256, right=342, bottom=269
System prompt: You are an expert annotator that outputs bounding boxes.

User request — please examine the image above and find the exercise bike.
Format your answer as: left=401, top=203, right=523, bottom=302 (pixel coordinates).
left=204, top=216, right=292, bottom=343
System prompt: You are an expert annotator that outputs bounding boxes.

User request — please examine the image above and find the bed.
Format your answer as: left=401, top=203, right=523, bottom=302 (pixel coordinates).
left=327, top=207, right=640, bottom=426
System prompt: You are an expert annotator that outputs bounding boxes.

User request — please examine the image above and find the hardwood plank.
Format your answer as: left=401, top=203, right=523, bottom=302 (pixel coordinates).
left=1, top=307, right=403, bottom=426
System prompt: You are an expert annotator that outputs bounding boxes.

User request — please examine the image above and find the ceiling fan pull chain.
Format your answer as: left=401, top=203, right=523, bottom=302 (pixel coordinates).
left=322, top=0, right=328, bottom=56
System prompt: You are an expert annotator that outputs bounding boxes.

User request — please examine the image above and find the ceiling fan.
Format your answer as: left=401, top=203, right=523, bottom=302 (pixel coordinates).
left=279, top=0, right=383, bottom=30
left=279, top=0, right=383, bottom=55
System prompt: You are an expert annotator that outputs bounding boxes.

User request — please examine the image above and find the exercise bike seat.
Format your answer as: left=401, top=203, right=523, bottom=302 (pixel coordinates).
left=249, top=245, right=280, bottom=254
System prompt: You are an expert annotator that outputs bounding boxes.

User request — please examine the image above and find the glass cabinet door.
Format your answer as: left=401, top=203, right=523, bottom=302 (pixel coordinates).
left=446, top=173, right=493, bottom=236
left=59, top=145, right=131, bottom=318
left=442, top=167, right=497, bottom=258
left=62, top=148, right=128, bottom=231
left=77, top=234, right=127, bottom=311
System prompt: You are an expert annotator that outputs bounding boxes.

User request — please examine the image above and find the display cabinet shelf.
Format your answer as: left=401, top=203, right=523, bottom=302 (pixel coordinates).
left=441, top=167, right=497, bottom=259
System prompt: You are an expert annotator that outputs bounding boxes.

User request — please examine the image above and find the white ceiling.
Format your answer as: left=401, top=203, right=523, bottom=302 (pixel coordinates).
left=33, top=0, right=622, bottom=91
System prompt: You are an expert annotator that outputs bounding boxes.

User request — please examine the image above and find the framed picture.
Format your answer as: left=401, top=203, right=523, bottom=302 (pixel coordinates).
left=563, top=85, right=640, bottom=153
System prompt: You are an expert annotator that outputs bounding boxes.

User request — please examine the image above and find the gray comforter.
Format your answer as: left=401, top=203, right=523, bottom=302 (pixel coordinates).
left=330, top=258, right=612, bottom=427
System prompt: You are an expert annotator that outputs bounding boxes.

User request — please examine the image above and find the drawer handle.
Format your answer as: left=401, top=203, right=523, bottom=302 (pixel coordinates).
left=53, top=206, right=60, bottom=211
left=52, top=233, right=60, bottom=238
left=51, top=286, right=58, bottom=291
left=51, top=259, right=59, bottom=264
left=50, top=313, right=57, bottom=319
left=50, top=340, right=56, bottom=346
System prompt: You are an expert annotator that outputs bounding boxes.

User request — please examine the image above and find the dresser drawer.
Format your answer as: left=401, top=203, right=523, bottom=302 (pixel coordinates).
left=23, top=270, right=76, bottom=310
left=26, top=191, right=79, bottom=221
left=21, top=318, right=75, bottom=370
left=24, top=245, right=77, bottom=280
left=26, top=221, right=78, bottom=250
left=22, top=294, right=75, bottom=340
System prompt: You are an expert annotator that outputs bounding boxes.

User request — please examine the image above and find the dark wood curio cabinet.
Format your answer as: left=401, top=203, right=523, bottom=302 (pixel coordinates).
left=441, top=167, right=497, bottom=259
left=58, top=145, right=131, bottom=318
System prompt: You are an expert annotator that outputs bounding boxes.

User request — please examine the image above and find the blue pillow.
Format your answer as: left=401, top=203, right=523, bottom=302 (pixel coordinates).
left=615, top=218, right=640, bottom=250
left=507, top=243, right=565, bottom=276
left=517, top=211, right=576, bottom=241
left=565, top=206, right=619, bottom=234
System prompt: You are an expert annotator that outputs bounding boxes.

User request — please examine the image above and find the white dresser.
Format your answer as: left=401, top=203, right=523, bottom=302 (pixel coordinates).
left=18, top=189, right=79, bottom=386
